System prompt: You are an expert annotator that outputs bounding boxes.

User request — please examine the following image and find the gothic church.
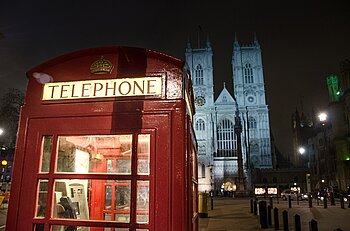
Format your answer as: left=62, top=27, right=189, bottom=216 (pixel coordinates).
left=185, top=35, right=272, bottom=193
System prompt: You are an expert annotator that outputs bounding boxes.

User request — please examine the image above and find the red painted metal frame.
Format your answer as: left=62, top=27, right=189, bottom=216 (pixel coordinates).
left=6, top=47, right=197, bottom=231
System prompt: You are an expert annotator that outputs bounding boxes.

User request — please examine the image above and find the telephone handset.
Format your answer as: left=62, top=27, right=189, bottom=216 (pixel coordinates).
left=56, top=196, right=78, bottom=231
left=58, top=196, right=78, bottom=219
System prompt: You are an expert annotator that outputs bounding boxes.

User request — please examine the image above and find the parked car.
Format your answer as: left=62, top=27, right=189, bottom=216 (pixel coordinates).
left=281, top=189, right=307, bottom=201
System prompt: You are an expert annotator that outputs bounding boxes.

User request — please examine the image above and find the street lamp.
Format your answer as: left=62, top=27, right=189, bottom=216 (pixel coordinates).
left=318, top=112, right=327, bottom=125
left=298, top=147, right=306, bottom=155
left=0, top=128, right=4, bottom=136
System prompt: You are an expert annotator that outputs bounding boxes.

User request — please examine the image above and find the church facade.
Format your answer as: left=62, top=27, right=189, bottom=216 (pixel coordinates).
left=185, top=35, right=272, bottom=193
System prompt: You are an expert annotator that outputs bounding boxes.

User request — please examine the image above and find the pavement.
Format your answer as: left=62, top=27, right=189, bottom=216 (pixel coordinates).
left=0, top=203, right=7, bottom=231
left=199, top=197, right=350, bottom=231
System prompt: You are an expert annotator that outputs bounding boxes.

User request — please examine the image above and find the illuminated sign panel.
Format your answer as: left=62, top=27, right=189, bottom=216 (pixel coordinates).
left=254, top=188, right=266, bottom=195
left=42, top=77, right=163, bottom=100
left=267, top=188, right=277, bottom=195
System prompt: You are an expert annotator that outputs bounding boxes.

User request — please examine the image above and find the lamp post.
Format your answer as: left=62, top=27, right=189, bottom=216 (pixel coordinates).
left=234, top=101, right=246, bottom=194
left=299, top=146, right=311, bottom=193
left=317, top=112, right=332, bottom=190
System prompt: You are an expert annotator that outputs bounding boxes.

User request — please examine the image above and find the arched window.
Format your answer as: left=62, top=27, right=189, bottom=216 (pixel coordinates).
left=196, top=119, right=205, bottom=131
left=216, top=119, right=236, bottom=157
left=248, top=116, right=257, bottom=129
left=201, top=164, right=205, bottom=178
left=244, top=63, right=253, bottom=84
left=195, top=64, right=204, bottom=85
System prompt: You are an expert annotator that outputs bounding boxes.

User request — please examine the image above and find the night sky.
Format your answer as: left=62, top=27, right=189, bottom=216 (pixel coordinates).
left=1, top=0, right=350, bottom=157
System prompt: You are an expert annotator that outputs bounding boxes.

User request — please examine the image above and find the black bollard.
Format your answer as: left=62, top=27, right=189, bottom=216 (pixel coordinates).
left=323, top=196, right=327, bottom=208
left=294, top=214, right=301, bottom=231
left=267, top=205, right=272, bottom=226
left=259, top=201, right=268, bottom=229
left=254, top=200, right=258, bottom=215
left=340, top=195, right=345, bottom=209
left=348, top=197, right=350, bottom=208
left=309, top=219, right=318, bottom=231
left=330, top=193, right=335, bottom=206
left=270, top=196, right=273, bottom=208
left=274, top=207, right=279, bottom=230
left=308, top=194, right=312, bottom=208
left=250, top=198, right=253, bottom=213
left=288, top=195, right=292, bottom=208
left=282, top=210, right=289, bottom=231
left=211, top=196, right=213, bottom=210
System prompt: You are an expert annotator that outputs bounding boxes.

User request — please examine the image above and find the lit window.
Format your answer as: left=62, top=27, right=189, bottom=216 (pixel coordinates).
left=215, top=119, right=237, bottom=157
left=201, top=164, right=205, bottom=178
left=195, top=64, right=204, bottom=85
left=244, top=63, right=253, bottom=84
left=248, top=117, right=257, bottom=129
left=196, top=119, right=205, bottom=131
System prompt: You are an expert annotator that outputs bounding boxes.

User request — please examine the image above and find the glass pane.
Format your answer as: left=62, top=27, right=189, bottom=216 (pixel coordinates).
left=137, top=134, right=150, bottom=175
left=56, top=135, right=132, bottom=174
left=105, top=186, right=112, bottom=209
left=35, top=179, right=48, bottom=218
left=116, top=159, right=131, bottom=174
left=104, top=213, right=111, bottom=221
left=136, top=181, right=149, bottom=224
left=115, top=180, right=131, bottom=223
left=106, top=159, right=115, bottom=173
left=193, top=183, right=198, bottom=215
left=40, top=136, right=52, bottom=172
left=33, top=224, right=44, bottom=231
left=52, top=227, right=129, bottom=231
left=54, top=179, right=133, bottom=222
left=192, top=149, right=197, bottom=178
left=52, top=226, right=126, bottom=231
left=53, top=179, right=90, bottom=220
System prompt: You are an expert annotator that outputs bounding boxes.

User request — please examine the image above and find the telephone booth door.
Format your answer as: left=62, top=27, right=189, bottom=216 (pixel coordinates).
left=14, top=112, right=173, bottom=231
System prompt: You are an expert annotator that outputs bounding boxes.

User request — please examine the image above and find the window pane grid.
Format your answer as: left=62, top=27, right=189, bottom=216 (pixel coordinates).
left=216, top=119, right=237, bottom=157
left=37, top=133, right=151, bottom=229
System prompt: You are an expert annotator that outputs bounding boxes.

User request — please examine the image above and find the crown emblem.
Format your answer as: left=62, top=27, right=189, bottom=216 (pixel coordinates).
left=90, top=56, right=113, bottom=74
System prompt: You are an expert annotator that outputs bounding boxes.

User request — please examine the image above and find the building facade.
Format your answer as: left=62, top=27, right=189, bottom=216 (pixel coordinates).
left=185, top=35, right=272, bottom=193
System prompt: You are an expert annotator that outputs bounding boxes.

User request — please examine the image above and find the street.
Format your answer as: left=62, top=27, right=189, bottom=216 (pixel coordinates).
left=199, top=197, right=350, bottom=231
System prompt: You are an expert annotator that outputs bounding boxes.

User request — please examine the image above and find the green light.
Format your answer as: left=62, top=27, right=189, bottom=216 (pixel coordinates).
left=346, top=157, right=350, bottom=161
left=336, top=91, right=340, bottom=95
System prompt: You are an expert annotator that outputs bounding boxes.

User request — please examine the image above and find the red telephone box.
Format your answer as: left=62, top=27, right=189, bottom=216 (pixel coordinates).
left=6, top=47, right=198, bottom=231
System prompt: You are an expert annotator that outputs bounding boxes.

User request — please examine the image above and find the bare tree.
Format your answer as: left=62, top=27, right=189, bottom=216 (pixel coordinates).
left=0, top=88, right=24, bottom=148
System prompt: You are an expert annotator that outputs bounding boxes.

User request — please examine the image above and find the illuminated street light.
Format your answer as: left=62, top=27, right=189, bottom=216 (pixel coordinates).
left=0, top=128, right=3, bottom=136
left=298, top=147, right=306, bottom=155
left=318, top=112, right=327, bottom=122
